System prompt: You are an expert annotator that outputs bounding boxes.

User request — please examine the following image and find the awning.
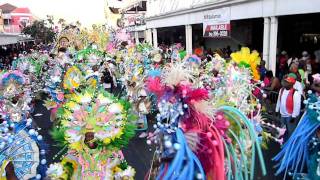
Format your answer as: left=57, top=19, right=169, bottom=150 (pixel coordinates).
left=109, top=7, right=120, bottom=14
left=0, top=34, right=34, bottom=46
left=120, top=0, right=144, bottom=13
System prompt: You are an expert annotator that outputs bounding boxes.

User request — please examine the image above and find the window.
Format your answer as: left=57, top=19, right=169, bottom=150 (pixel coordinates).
left=4, top=19, right=11, bottom=25
left=19, top=18, right=30, bottom=28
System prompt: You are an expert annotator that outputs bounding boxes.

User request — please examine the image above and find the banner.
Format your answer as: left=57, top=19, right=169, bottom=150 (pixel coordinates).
left=203, top=7, right=231, bottom=38
left=123, top=14, right=145, bottom=27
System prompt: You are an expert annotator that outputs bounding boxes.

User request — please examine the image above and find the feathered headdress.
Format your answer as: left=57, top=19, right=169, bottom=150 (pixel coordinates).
left=52, top=87, right=136, bottom=151
left=53, top=24, right=83, bottom=53
left=0, top=70, right=26, bottom=98
left=63, top=66, right=83, bottom=91
left=231, top=47, right=261, bottom=81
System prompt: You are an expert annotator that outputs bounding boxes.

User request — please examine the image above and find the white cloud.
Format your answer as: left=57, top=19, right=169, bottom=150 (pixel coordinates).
left=0, top=0, right=106, bottom=27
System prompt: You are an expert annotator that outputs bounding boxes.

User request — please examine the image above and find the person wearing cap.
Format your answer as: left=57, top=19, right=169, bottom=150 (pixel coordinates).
left=289, top=65, right=304, bottom=95
left=276, top=74, right=302, bottom=138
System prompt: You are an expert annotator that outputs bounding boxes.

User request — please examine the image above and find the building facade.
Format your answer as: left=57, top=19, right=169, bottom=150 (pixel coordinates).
left=0, top=3, right=33, bottom=34
left=119, top=0, right=147, bottom=43
left=0, top=9, right=4, bottom=33
left=145, top=0, right=320, bottom=74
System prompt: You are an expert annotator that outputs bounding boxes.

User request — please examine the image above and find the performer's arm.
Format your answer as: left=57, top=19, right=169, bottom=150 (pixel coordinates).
left=5, top=162, right=18, bottom=180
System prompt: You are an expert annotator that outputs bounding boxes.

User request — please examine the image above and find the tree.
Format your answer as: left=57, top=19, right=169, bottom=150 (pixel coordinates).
left=46, top=15, right=54, bottom=28
left=22, top=19, right=56, bottom=44
left=58, top=18, right=66, bottom=28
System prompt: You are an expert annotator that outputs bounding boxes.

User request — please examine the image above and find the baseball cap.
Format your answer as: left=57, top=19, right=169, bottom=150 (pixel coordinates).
left=285, top=73, right=297, bottom=84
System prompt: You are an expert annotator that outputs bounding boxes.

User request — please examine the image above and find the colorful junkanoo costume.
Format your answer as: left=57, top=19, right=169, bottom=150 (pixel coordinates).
left=0, top=70, right=47, bottom=180
left=273, top=90, right=320, bottom=179
left=143, top=47, right=288, bottom=180
left=47, top=86, right=136, bottom=179
left=11, top=52, right=49, bottom=96
left=41, top=25, right=137, bottom=179
left=145, top=59, right=267, bottom=180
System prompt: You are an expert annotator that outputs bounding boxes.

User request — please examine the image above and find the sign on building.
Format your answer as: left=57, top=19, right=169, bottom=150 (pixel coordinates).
left=123, top=14, right=145, bottom=27
left=203, top=7, right=231, bottom=38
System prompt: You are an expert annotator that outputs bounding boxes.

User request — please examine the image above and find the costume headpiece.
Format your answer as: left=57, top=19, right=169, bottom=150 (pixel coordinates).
left=0, top=70, right=47, bottom=179
left=0, top=70, right=25, bottom=98
left=54, top=25, right=83, bottom=52
left=48, top=87, right=136, bottom=179
left=231, top=47, right=261, bottom=81
left=52, top=87, right=136, bottom=151
left=146, top=62, right=266, bottom=179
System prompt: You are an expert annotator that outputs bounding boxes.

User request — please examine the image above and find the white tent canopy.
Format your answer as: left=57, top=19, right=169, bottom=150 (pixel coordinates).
left=0, top=33, right=34, bottom=46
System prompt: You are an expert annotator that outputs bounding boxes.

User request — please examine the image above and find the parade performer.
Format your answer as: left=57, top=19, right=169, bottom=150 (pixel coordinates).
left=44, top=28, right=107, bottom=121
left=0, top=70, right=47, bottom=180
left=111, top=42, right=157, bottom=135
left=101, top=60, right=117, bottom=93
left=47, top=87, right=136, bottom=179
left=146, top=61, right=266, bottom=180
left=53, top=24, right=83, bottom=56
left=273, top=74, right=320, bottom=179
left=12, top=52, right=49, bottom=99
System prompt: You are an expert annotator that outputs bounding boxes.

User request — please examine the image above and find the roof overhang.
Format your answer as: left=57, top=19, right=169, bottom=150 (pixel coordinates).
left=0, top=33, right=34, bottom=46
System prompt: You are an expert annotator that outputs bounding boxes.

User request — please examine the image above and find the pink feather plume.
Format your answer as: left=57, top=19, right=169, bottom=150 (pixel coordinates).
left=146, top=77, right=165, bottom=97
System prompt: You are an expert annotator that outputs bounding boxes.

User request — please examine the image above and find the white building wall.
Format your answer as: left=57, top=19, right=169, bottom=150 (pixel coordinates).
left=146, top=0, right=244, bottom=18
left=146, top=0, right=320, bottom=29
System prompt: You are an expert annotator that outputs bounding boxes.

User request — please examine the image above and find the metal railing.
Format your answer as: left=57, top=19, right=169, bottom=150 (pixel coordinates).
left=261, top=90, right=279, bottom=122
left=262, top=90, right=279, bottom=108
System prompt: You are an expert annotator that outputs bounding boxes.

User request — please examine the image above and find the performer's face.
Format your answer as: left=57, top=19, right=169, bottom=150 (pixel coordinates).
left=212, top=69, right=219, bottom=77
left=59, top=37, right=69, bottom=48
left=84, top=132, right=97, bottom=149
left=11, top=95, right=19, bottom=104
